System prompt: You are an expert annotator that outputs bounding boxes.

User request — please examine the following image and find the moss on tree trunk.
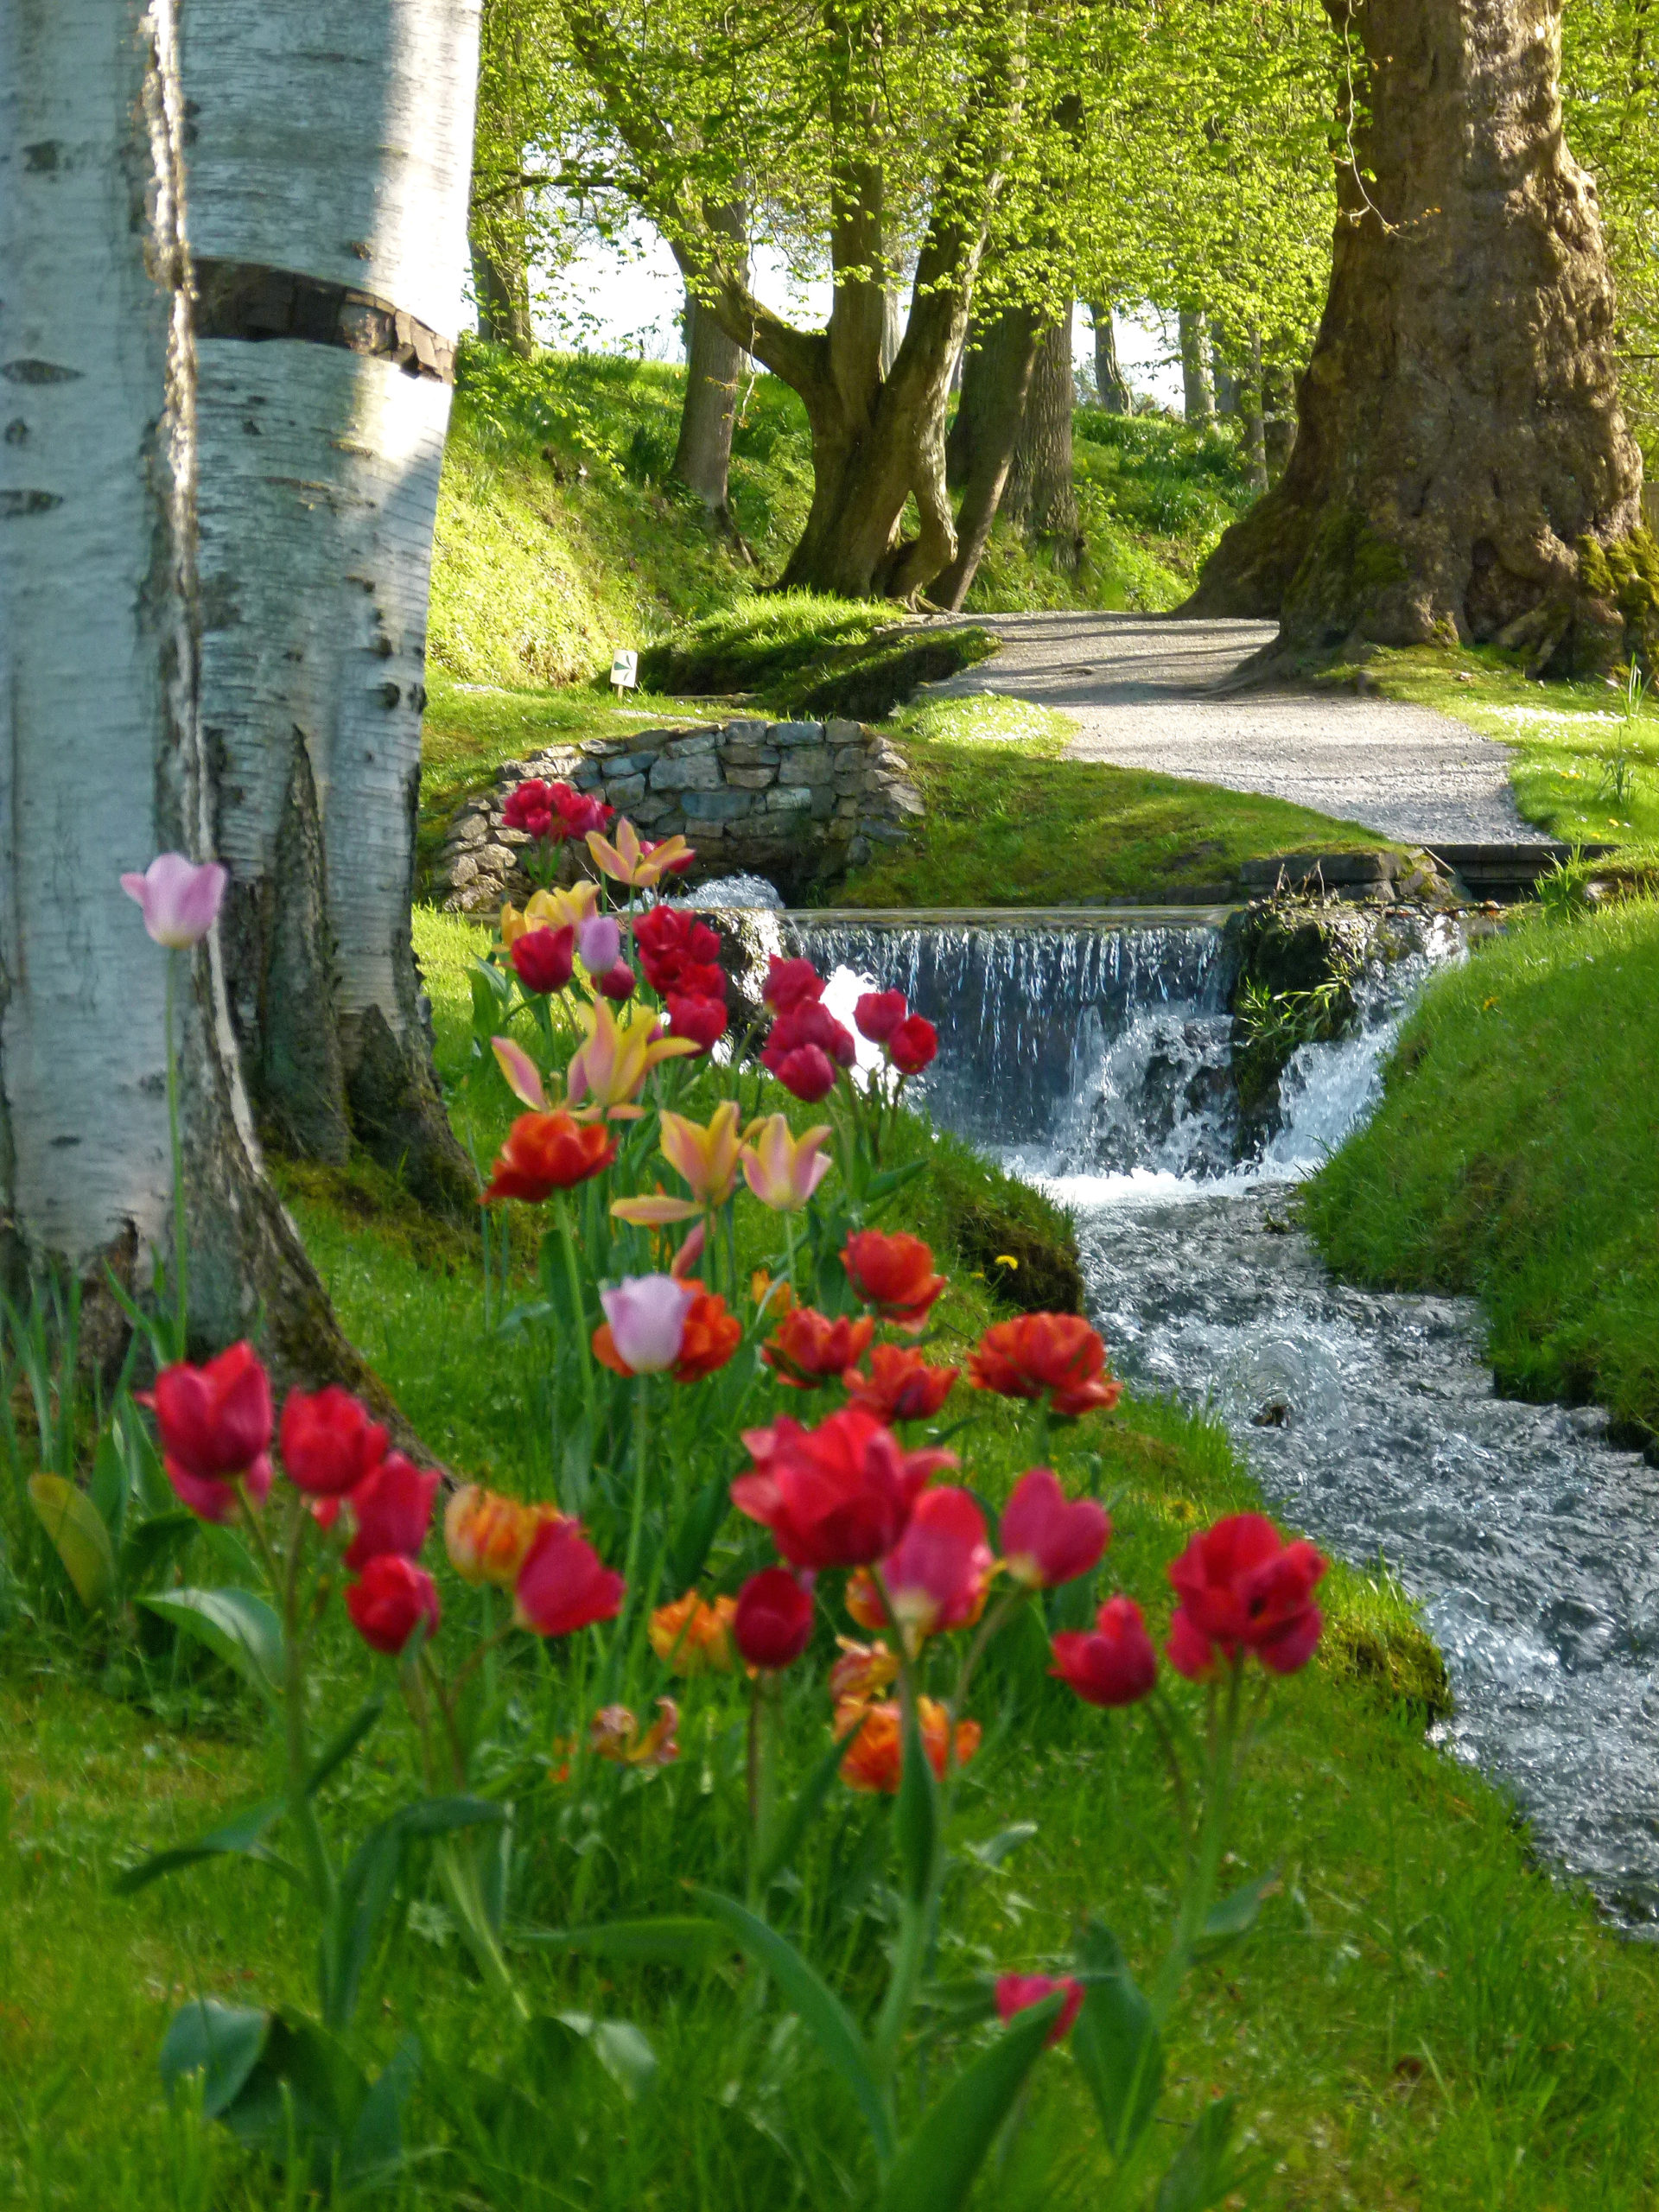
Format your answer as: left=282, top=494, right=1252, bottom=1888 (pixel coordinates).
left=1184, top=0, right=1649, bottom=671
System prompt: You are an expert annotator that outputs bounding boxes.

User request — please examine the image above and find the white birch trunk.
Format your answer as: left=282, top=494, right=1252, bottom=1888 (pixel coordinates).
left=0, top=0, right=409, bottom=1403
left=182, top=0, right=481, bottom=1208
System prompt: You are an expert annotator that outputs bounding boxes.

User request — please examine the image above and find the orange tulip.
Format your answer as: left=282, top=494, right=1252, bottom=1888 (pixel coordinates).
left=445, top=1484, right=563, bottom=1588
left=763, top=1306, right=875, bottom=1389
left=649, top=1590, right=738, bottom=1675
left=590, top=1698, right=680, bottom=1766
left=481, top=1112, right=615, bottom=1204
left=834, top=1696, right=981, bottom=1793
left=969, top=1313, right=1123, bottom=1418
left=829, top=1637, right=900, bottom=1702
left=842, top=1344, right=960, bottom=1422
left=841, top=1230, right=946, bottom=1332
left=673, top=1288, right=742, bottom=1382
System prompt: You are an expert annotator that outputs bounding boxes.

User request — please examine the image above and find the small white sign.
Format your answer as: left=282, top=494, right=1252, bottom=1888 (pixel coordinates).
left=609, top=648, right=639, bottom=694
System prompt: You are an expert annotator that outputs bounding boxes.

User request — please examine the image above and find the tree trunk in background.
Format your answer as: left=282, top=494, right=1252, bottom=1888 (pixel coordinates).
left=933, top=306, right=1045, bottom=607
left=1212, top=343, right=1242, bottom=418
left=1239, top=332, right=1268, bottom=492
left=183, top=0, right=481, bottom=1216
left=471, top=198, right=535, bottom=357
left=673, top=294, right=747, bottom=528
left=1007, top=309, right=1081, bottom=569
left=1184, top=0, right=1642, bottom=664
left=1262, top=361, right=1296, bottom=481
left=1179, top=305, right=1214, bottom=421
left=1091, top=304, right=1131, bottom=413
left=0, top=0, right=383, bottom=1395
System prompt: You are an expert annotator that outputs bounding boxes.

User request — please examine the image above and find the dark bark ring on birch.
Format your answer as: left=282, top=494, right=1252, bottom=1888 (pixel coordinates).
left=193, top=257, right=457, bottom=385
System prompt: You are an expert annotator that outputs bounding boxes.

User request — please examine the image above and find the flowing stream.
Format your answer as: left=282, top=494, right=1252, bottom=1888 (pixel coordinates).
left=791, top=912, right=1659, bottom=1925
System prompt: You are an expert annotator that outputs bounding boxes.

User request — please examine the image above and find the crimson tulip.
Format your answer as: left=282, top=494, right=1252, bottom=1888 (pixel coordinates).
left=878, top=1484, right=994, bottom=1641
left=481, top=1111, right=616, bottom=1204
left=999, top=1467, right=1111, bottom=1587
left=764, top=956, right=825, bottom=1013
left=765, top=999, right=856, bottom=1071
left=597, top=960, right=638, bottom=1001
left=344, top=1452, right=440, bottom=1572
left=510, top=924, right=575, bottom=995
left=994, top=1974, right=1085, bottom=2045
left=733, top=1567, right=817, bottom=1669
left=502, top=779, right=556, bottom=842
left=1051, top=1597, right=1159, bottom=1706
left=763, top=1306, right=875, bottom=1388
left=1166, top=1513, right=1325, bottom=1674
left=888, top=1014, right=938, bottom=1076
left=279, top=1385, right=388, bottom=1497
left=767, top=1042, right=837, bottom=1103
left=854, top=988, right=907, bottom=1042
left=731, top=1407, right=956, bottom=1569
left=346, top=1554, right=441, bottom=1654
left=969, top=1313, right=1122, bottom=1417
left=165, top=1453, right=272, bottom=1522
left=841, top=1230, right=946, bottom=1332
left=634, top=905, right=724, bottom=996
left=150, top=1341, right=273, bottom=1483
left=842, top=1344, right=960, bottom=1423
left=514, top=1518, right=626, bottom=1636
left=665, top=992, right=728, bottom=1052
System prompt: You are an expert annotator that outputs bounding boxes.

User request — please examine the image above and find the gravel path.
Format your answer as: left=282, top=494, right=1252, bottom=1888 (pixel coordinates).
left=935, top=610, right=1542, bottom=845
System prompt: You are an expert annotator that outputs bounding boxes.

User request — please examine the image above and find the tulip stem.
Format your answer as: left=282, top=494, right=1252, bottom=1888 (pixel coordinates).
left=164, top=951, right=188, bottom=1356
left=553, top=1194, right=599, bottom=1440
left=622, top=1375, right=651, bottom=1605
left=274, top=1493, right=334, bottom=1929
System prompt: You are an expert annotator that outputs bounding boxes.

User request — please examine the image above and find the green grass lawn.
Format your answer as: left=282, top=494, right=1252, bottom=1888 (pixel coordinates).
left=831, top=694, right=1394, bottom=908
left=1306, top=893, right=1659, bottom=1450
left=1358, top=645, right=1659, bottom=846
left=8, top=909, right=1659, bottom=2208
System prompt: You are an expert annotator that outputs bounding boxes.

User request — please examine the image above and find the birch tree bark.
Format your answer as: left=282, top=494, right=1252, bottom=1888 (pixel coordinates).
left=0, top=0, right=385, bottom=1396
left=181, top=1, right=482, bottom=1213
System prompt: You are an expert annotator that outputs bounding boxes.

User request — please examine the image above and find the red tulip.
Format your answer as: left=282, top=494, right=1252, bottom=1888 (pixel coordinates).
left=665, top=992, right=728, bottom=1052
left=279, top=1385, right=388, bottom=1497
left=150, top=1341, right=273, bottom=1483
left=1051, top=1597, right=1159, bottom=1707
left=1166, top=1606, right=1220, bottom=1681
left=733, top=1567, right=816, bottom=1669
left=510, top=924, right=575, bottom=995
left=888, top=1014, right=938, bottom=1076
left=165, top=1453, right=272, bottom=1522
left=999, top=1467, right=1111, bottom=1588
left=841, top=1230, right=946, bottom=1332
left=731, top=1407, right=957, bottom=1569
left=344, top=1452, right=440, bottom=1572
left=502, top=779, right=557, bottom=841
left=994, top=1974, right=1085, bottom=2045
left=763, top=1306, right=876, bottom=1389
left=346, top=1554, right=441, bottom=1655
left=634, top=905, right=724, bottom=996
left=765, top=999, right=857, bottom=1070
left=481, top=1111, right=616, bottom=1204
left=553, top=783, right=613, bottom=838
left=969, top=1313, right=1122, bottom=1418
left=767, top=1042, right=837, bottom=1102
left=854, top=988, right=907, bottom=1042
left=842, top=1344, right=960, bottom=1423
left=514, top=1517, right=626, bottom=1636
left=879, top=1485, right=993, bottom=1641
left=597, top=959, right=638, bottom=1001
left=765, top=956, right=826, bottom=1013
left=1166, top=1514, right=1325, bottom=1675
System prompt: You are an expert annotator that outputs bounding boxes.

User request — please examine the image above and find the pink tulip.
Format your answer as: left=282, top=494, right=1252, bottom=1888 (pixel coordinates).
left=120, top=853, right=228, bottom=948
left=599, top=1274, right=696, bottom=1374
left=994, top=1974, right=1084, bottom=2045
left=878, top=1484, right=993, bottom=1642
left=577, top=914, right=623, bottom=974
left=999, top=1468, right=1111, bottom=1588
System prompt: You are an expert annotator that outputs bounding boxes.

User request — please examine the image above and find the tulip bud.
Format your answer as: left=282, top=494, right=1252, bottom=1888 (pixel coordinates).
left=597, top=959, right=638, bottom=1001
left=510, top=925, right=575, bottom=995
left=994, top=1974, right=1084, bottom=2045
left=576, top=913, right=622, bottom=974
left=279, top=1385, right=389, bottom=1497
left=1050, top=1596, right=1159, bottom=1707
left=887, top=1014, right=938, bottom=1076
left=346, top=1554, right=441, bottom=1655
left=733, top=1567, right=816, bottom=1669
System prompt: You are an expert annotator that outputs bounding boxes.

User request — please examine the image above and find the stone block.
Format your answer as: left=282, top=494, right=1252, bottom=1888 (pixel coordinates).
left=778, top=747, right=832, bottom=785
left=767, top=721, right=825, bottom=747
left=766, top=785, right=814, bottom=813
left=859, top=818, right=907, bottom=844
left=725, top=766, right=778, bottom=790
left=810, top=786, right=837, bottom=822
left=721, top=720, right=771, bottom=744
left=720, top=741, right=780, bottom=768
left=825, top=719, right=865, bottom=747
left=847, top=836, right=872, bottom=867
left=683, top=789, right=753, bottom=822
left=651, top=753, right=723, bottom=792
left=664, top=731, right=718, bottom=759
left=448, top=852, right=481, bottom=887
left=447, top=814, right=488, bottom=849
left=604, top=773, right=647, bottom=805
left=836, top=794, right=861, bottom=819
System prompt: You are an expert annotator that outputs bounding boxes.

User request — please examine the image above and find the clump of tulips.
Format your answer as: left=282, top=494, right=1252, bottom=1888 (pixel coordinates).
left=92, top=830, right=1329, bottom=2204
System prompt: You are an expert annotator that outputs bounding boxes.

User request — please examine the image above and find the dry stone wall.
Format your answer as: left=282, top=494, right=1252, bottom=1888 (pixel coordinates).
left=438, top=717, right=924, bottom=912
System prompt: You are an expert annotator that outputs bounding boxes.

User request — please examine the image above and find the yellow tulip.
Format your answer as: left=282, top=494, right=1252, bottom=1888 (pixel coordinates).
left=659, top=1100, right=743, bottom=1207
left=567, top=997, right=697, bottom=1115
left=586, top=817, right=693, bottom=890
left=499, top=881, right=600, bottom=946
left=740, top=1113, right=835, bottom=1211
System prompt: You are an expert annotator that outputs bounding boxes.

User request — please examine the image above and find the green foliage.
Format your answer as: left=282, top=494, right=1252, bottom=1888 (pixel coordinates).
left=1306, top=894, right=1659, bottom=1449
left=635, top=594, right=997, bottom=717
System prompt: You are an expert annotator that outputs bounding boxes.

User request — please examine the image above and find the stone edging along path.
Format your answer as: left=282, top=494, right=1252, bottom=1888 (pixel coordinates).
left=437, top=717, right=925, bottom=912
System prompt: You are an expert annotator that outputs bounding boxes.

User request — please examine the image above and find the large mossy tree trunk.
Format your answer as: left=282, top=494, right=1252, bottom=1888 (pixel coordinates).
left=182, top=0, right=482, bottom=1217
left=1006, top=309, right=1081, bottom=569
left=933, top=308, right=1045, bottom=610
left=0, top=0, right=390, bottom=1401
left=1183, top=0, right=1643, bottom=664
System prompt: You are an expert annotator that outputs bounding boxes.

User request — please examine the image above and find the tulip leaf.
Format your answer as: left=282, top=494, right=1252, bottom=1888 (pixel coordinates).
left=89, top=1427, right=129, bottom=1546
left=1154, top=2095, right=1238, bottom=2212
left=1070, top=1918, right=1164, bottom=2161
left=325, top=1796, right=509, bottom=2032
left=137, top=1587, right=284, bottom=1699
left=665, top=1475, right=729, bottom=1595
left=757, top=1725, right=855, bottom=1889
left=1198, top=1866, right=1281, bottom=1949
left=691, top=1888, right=893, bottom=2164
left=27, top=1473, right=117, bottom=1611
left=113, top=1796, right=303, bottom=1896
left=873, top=1992, right=1061, bottom=2212
left=892, top=1696, right=940, bottom=1908
left=303, top=1694, right=386, bottom=1799
left=549, top=2012, right=658, bottom=2101
left=343, top=2033, right=421, bottom=2183
left=963, top=1822, right=1039, bottom=1870
left=120, top=1510, right=199, bottom=1590
left=211, top=2008, right=367, bottom=2157
left=518, top=1916, right=726, bottom=1967
left=159, top=1999, right=271, bottom=2117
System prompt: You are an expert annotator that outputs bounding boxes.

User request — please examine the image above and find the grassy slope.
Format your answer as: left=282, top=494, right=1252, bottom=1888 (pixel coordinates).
left=8, top=912, right=1659, bottom=2209
left=1355, top=643, right=1659, bottom=847
left=1306, top=895, right=1659, bottom=1448
left=833, top=693, right=1392, bottom=908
